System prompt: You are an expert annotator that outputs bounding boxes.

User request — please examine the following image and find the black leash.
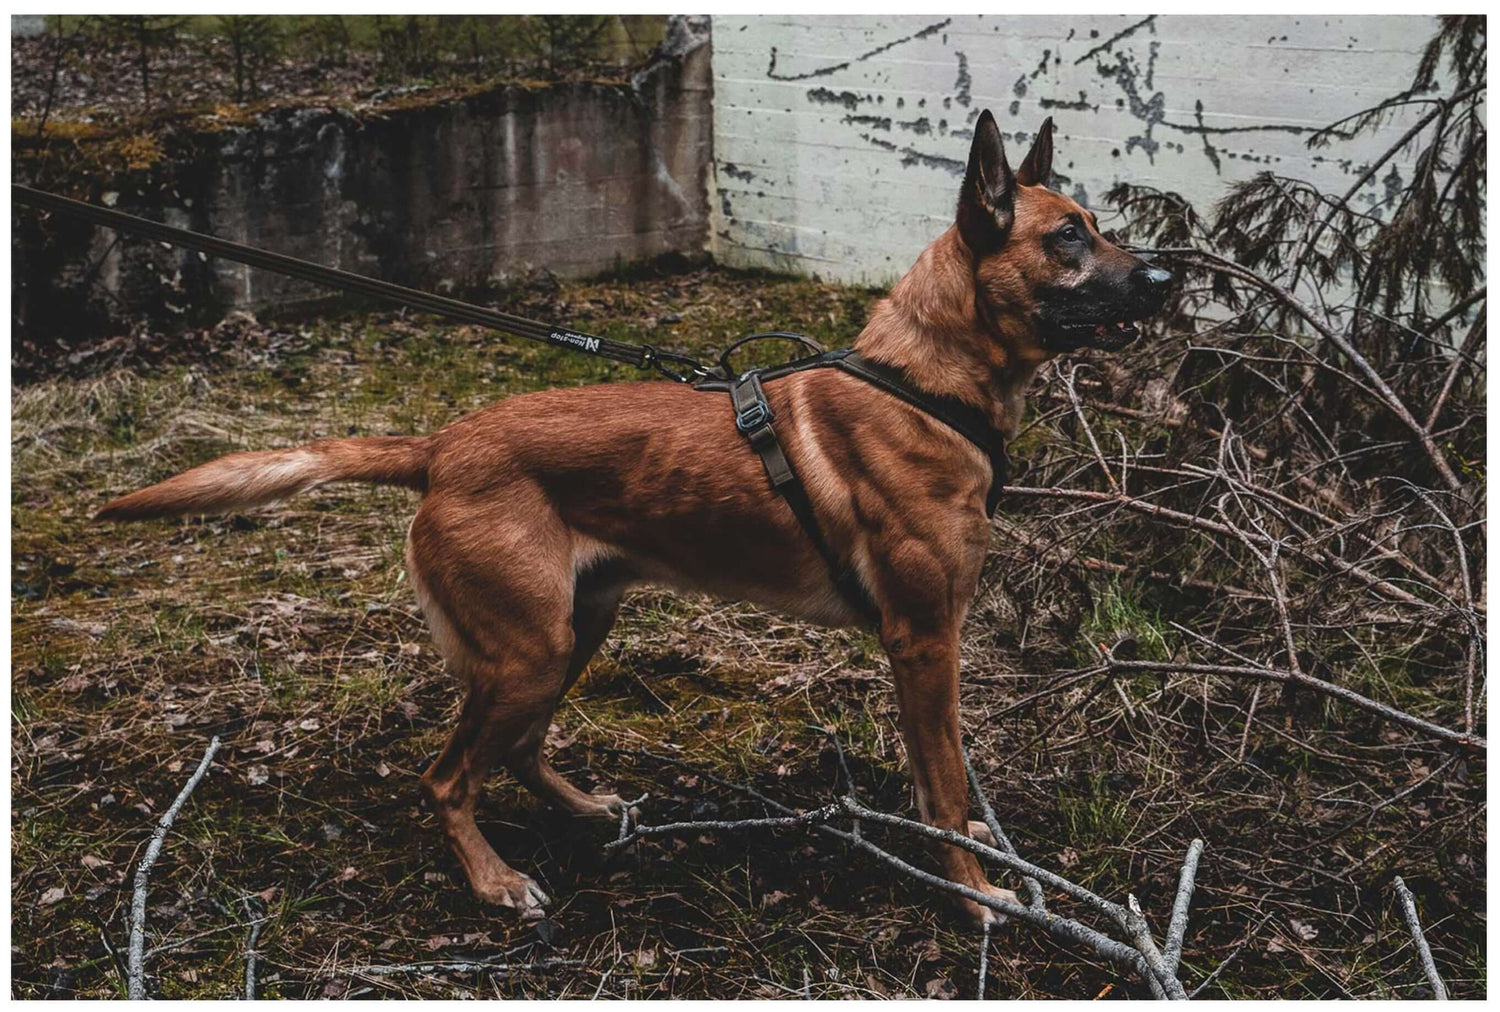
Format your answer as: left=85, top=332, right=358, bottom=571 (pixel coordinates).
left=11, top=183, right=709, bottom=382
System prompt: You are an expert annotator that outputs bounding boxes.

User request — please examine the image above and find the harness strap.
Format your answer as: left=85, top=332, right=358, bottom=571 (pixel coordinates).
left=717, top=346, right=1012, bottom=624
left=836, top=352, right=1010, bottom=515
left=729, top=371, right=879, bottom=623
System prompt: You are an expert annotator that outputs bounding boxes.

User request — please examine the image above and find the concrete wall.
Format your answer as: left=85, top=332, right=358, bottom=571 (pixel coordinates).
left=11, top=15, right=45, bottom=37
left=14, top=21, right=711, bottom=337
left=710, top=15, right=1441, bottom=284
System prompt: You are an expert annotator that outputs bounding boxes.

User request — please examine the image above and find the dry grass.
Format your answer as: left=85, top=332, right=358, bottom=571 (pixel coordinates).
left=12, top=265, right=1484, bottom=998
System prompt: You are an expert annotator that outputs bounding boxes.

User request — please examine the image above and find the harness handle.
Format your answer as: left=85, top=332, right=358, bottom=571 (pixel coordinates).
left=717, top=331, right=826, bottom=379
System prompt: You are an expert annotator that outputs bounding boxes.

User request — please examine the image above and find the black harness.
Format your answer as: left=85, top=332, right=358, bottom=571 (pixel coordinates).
left=695, top=341, right=1010, bottom=624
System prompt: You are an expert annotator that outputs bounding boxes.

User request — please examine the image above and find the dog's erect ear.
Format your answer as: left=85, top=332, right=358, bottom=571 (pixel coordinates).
left=956, top=109, right=1015, bottom=254
left=1015, top=116, right=1055, bottom=187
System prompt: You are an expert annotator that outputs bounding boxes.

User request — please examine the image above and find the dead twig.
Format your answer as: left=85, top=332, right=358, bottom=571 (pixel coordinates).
left=1098, top=658, right=1483, bottom=750
left=1162, top=839, right=1206, bottom=975
left=127, top=735, right=222, bottom=1001
left=1188, top=912, right=1272, bottom=998
left=242, top=897, right=264, bottom=1001
left=963, top=750, right=1044, bottom=910
left=1003, top=485, right=1441, bottom=612
left=357, top=957, right=583, bottom=978
left=604, top=803, right=842, bottom=856
left=1392, top=876, right=1449, bottom=1000
left=976, top=920, right=992, bottom=1000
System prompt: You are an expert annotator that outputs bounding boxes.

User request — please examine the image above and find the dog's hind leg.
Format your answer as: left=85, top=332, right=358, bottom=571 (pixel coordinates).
left=408, top=494, right=583, bottom=915
left=419, top=672, right=556, bottom=915
left=506, top=567, right=629, bottom=821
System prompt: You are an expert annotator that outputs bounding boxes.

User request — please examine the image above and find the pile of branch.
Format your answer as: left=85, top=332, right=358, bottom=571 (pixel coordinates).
left=605, top=745, right=1206, bottom=999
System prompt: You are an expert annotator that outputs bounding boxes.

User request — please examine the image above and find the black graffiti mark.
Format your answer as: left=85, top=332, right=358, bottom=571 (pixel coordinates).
left=1095, top=46, right=1164, bottom=159
left=1192, top=100, right=1222, bottom=174
left=1039, top=90, right=1094, bottom=112
left=768, top=18, right=952, bottom=81
left=1072, top=14, right=1157, bottom=65
left=895, top=127, right=1036, bottom=177
left=806, top=87, right=863, bottom=110
left=1028, top=48, right=1052, bottom=81
left=899, top=145, right=964, bottom=175
left=844, top=113, right=893, bottom=130
left=861, top=133, right=899, bottom=152
left=954, top=51, right=972, bottom=107
left=898, top=117, right=933, bottom=135
left=1083, top=43, right=1325, bottom=169
left=721, top=163, right=757, bottom=183
left=1380, top=165, right=1404, bottom=208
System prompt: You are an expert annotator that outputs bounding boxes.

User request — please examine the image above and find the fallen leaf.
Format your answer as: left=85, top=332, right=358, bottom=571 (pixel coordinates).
left=39, top=887, right=66, bottom=906
left=298, top=718, right=320, bottom=732
left=247, top=765, right=270, bottom=786
left=761, top=890, right=791, bottom=908
left=375, top=761, right=391, bottom=779
left=1289, top=917, right=1318, bottom=941
left=925, top=977, right=957, bottom=999
left=81, top=855, right=110, bottom=870
left=634, top=948, right=657, bottom=968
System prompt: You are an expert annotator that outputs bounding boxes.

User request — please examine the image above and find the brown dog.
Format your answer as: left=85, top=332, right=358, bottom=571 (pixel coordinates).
left=99, top=111, right=1169, bottom=923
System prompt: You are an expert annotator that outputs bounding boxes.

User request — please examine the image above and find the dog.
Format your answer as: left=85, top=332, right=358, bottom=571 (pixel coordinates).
left=98, top=110, right=1170, bottom=924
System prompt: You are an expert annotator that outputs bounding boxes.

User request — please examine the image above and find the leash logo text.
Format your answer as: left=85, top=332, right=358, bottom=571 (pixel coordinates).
left=548, top=329, right=601, bottom=354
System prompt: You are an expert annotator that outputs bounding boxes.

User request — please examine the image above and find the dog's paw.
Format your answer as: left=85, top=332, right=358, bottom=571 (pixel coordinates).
left=966, top=882, right=1021, bottom=928
left=475, top=872, right=551, bottom=919
left=967, top=819, right=997, bottom=847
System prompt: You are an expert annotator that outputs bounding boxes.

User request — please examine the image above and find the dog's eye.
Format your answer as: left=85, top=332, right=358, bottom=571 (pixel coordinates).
left=1059, top=225, right=1082, bottom=242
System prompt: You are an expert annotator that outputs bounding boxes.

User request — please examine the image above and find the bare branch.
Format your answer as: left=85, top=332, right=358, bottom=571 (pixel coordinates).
left=1392, top=876, right=1449, bottom=1000
left=128, top=736, right=222, bottom=1000
left=1163, top=839, right=1206, bottom=975
left=1100, top=658, right=1483, bottom=750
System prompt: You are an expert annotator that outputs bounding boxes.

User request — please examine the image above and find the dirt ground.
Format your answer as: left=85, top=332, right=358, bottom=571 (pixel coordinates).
left=11, top=265, right=1484, bottom=998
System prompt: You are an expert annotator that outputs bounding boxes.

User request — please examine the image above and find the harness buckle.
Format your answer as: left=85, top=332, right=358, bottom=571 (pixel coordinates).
left=734, top=399, right=774, bottom=434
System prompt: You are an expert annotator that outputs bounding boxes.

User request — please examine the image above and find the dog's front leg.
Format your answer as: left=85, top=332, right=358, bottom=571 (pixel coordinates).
left=884, top=621, right=1019, bottom=925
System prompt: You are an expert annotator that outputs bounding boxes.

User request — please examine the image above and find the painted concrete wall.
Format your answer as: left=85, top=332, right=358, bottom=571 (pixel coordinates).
left=711, top=15, right=1441, bottom=285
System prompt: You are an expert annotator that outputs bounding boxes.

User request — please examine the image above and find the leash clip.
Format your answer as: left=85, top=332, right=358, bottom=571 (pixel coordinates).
left=639, top=344, right=709, bottom=383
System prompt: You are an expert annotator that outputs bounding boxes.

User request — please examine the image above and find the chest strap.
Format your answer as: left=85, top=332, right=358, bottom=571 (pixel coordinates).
left=729, top=370, right=878, bottom=621
left=717, top=348, right=1010, bottom=625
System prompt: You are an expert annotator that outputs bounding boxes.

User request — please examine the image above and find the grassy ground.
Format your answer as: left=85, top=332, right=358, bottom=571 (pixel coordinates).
left=12, top=265, right=1484, bottom=998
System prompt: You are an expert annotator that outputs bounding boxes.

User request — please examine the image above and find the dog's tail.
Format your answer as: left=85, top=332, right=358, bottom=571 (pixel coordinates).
left=96, top=436, right=433, bottom=522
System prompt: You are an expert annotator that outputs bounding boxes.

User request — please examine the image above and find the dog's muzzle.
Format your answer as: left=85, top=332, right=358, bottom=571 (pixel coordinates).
left=1045, top=264, right=1173, bottom=352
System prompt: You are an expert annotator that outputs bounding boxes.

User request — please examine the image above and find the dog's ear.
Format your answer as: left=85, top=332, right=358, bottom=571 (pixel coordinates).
left=956, top=109, right=1015, bottom=254
left=1015, top=116, right=1055, bottom=187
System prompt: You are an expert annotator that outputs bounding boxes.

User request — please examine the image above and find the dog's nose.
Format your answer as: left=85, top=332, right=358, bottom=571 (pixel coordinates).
left=1142, top=265, right=1172, bottom=289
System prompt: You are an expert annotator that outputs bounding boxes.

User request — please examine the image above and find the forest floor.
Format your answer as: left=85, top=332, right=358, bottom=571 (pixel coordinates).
left=11, top=264, right=1484, bottom=998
